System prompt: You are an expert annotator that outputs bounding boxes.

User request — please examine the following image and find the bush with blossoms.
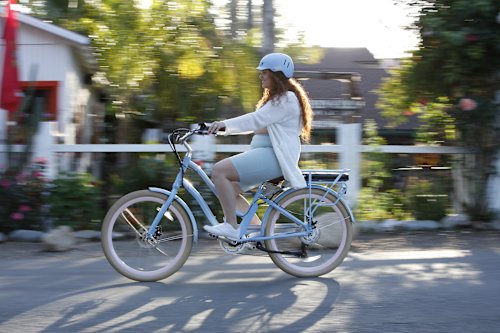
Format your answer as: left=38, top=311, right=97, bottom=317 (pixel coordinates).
left=0, top=158, right=50, bottom=232
left=378, top=0, right=500, bottom=220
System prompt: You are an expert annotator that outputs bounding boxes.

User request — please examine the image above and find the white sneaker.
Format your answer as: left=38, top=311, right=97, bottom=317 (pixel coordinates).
left=204, top=223, right=240, bottom=240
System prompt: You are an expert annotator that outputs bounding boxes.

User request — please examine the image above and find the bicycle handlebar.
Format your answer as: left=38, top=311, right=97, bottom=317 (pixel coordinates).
left=169, top=122, right=221, bottom=144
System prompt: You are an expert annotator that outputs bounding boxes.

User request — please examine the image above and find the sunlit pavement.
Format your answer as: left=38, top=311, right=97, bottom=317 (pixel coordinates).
left=1, top=231, right=500, bottom=333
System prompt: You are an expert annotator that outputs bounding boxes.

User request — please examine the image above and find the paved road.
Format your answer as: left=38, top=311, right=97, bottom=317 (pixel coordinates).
left=1, top=231, right=500, bottom=333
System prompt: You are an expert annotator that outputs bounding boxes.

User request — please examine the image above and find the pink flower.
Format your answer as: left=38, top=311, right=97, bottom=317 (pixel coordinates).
left=19, top=205, right=32, bottom=212
left=459, top=98, right=477, bottom=111
left=0, top=179, right=11, bottom=188
left=10, top=212, right=24, bottom=221
left=33, top=157, right=48, bottom=164
left=16, top=173, right=28, bottom=184
left=33, top=171, right=44, bottom=178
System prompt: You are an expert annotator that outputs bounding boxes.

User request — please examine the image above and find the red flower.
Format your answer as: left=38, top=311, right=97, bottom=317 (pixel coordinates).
left=418, top=98, right=429, bottom=106
left=465, top=34, right=478, bottom=42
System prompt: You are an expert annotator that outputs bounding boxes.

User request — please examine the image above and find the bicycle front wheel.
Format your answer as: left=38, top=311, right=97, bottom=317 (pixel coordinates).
left=264, top=188, right=353, bottom=277
left=101, top=190, right=193, bottom=282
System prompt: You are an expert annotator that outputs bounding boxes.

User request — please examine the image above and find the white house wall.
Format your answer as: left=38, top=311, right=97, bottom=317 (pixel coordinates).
left=19, top=23, right=91, bottom=143
left=1, top=14, right=94, bottom=175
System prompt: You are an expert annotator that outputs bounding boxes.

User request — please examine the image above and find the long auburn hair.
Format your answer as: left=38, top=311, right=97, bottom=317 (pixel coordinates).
left=256, top=71, right=313, bottom=143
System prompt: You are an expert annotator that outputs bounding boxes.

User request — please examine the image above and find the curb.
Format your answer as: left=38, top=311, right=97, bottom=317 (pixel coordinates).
left=2, top=218, right=500, bottom=245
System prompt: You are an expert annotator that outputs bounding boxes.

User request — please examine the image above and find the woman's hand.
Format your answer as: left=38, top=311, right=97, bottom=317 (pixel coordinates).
left=208, top=121, right=226, bottom=134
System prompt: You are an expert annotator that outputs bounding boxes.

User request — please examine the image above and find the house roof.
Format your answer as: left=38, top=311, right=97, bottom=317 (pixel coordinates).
left=295, top=47, right=418, bottom=131
left=0, top=8, right=97, bottom=74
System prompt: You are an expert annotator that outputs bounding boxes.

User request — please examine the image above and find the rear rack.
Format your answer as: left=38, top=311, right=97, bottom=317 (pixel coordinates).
left=255, top=169, right=350, bottom=199
left=302, top=169, right=350, bottom=202
left=302, top=170, right=349, bottom=183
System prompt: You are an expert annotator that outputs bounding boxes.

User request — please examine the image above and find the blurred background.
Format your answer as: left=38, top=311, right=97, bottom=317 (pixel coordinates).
left=0, top=0, right=499, bottom=233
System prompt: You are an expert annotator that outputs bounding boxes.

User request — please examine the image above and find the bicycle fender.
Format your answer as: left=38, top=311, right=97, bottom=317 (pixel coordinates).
left=261, top=185, right=355, bottom=227
left=148, top=187, right=199, bottom=241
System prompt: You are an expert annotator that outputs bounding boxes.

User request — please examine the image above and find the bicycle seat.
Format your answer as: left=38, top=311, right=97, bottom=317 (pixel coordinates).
left=267, top=176, right=285, bottom=185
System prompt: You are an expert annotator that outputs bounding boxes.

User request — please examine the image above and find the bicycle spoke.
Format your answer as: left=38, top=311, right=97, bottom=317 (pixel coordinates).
left=157, top=233, right=194, bottom=243
left=101, top=190, right=193, bottom=282
left=149, top=243, right=169, bottom=256
left=264, top=188, right=352, bottom=277
left=316, top=215, right=350, bottom=230
left=123, top=208, right=149, bottom=232
left=120, top=211, right=146, bottom=237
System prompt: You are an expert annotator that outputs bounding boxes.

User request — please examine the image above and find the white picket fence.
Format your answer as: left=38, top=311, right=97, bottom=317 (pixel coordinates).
left=2, top=122, right=478, bottom=208
left=4, top=121, right=500, bottom=213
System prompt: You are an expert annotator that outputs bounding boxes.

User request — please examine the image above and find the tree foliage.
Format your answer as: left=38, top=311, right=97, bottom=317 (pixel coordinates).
left=379, top=0, right=500, bottom=219
left=27, top=0, right=262, bottom=137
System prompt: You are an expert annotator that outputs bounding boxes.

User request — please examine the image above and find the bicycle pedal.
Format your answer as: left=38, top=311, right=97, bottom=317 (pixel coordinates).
left=208, top=233, right=240, bottom=245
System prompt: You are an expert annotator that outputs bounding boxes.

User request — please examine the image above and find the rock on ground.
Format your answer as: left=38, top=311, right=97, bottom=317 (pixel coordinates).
left=42, top=226, right=77, bottom=252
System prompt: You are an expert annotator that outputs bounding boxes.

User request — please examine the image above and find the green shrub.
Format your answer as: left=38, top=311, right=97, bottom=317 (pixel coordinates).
left=48, top=172, right=103, bottom=230
left=355, top=187, right=413, bottom=221
left=407, top=177, right=449, bottom=221
left=109, top=156, right=177, bottom=195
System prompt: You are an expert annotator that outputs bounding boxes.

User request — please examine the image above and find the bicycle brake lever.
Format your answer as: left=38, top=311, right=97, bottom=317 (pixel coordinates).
left=195, top=122, right=209, bottom=135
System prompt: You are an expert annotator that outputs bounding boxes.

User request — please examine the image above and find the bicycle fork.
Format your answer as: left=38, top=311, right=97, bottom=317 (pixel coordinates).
left=144, top=169, right=201, bottom=241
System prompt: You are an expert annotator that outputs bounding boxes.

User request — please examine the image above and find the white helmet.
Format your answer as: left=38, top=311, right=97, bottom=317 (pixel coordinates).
left=256, top=53, right=294, bottom=78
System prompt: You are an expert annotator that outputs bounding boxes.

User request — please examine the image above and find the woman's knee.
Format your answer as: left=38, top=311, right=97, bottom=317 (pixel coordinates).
left=211, top=161, right=225, bottom=181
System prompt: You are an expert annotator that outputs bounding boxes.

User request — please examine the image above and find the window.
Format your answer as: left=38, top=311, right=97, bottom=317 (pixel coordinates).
left=19, top=81, right=58, bottom=121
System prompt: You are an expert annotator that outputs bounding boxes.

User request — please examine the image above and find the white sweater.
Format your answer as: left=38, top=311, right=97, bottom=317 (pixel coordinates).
left=222, top=91, right=307, bottom=188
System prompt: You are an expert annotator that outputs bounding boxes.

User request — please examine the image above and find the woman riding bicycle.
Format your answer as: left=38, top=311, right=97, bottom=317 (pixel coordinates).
left=204, top=53, right=313, bottom=240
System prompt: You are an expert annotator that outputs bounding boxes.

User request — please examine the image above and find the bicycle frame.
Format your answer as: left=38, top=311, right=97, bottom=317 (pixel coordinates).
left=145, top=129, right=353, bottom=243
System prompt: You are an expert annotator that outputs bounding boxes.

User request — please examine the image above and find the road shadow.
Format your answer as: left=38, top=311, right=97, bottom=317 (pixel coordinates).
left=40, top=276, right=340, bottom=332
left=0, top=248, right=341, bottom=333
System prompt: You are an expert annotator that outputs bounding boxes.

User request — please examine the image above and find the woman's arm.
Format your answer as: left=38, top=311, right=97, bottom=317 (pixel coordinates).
left=224, top=94, right=298, bottom=134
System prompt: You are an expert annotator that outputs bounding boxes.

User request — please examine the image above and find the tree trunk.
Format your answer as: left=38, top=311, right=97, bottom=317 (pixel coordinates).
left=247, top=0, right=253, bottom=31
left=453, top=142, right=497, bottom=221
left=230, top=0, right=238, bottom=39
left=262, top=0, right=275, bottom=54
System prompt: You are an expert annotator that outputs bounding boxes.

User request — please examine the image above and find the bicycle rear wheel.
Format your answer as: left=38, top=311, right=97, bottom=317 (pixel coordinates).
left=101, top=190, right=193, bottom=282
left=264, top=188, right=352, bottom=277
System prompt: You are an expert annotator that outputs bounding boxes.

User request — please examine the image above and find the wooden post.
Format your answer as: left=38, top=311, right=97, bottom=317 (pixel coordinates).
left=338, top=123, right=361, bottom=207
left=32, top=121, right=57, bottom=179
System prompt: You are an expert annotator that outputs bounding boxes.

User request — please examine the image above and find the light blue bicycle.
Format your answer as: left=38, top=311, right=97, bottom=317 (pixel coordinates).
left=101, top=124, right=354, bottom=282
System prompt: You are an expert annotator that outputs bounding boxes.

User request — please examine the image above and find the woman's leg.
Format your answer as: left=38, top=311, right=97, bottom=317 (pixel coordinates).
left=234, top=187, right=261, bottom=225
left=211, top=159, right=240, bottom=228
